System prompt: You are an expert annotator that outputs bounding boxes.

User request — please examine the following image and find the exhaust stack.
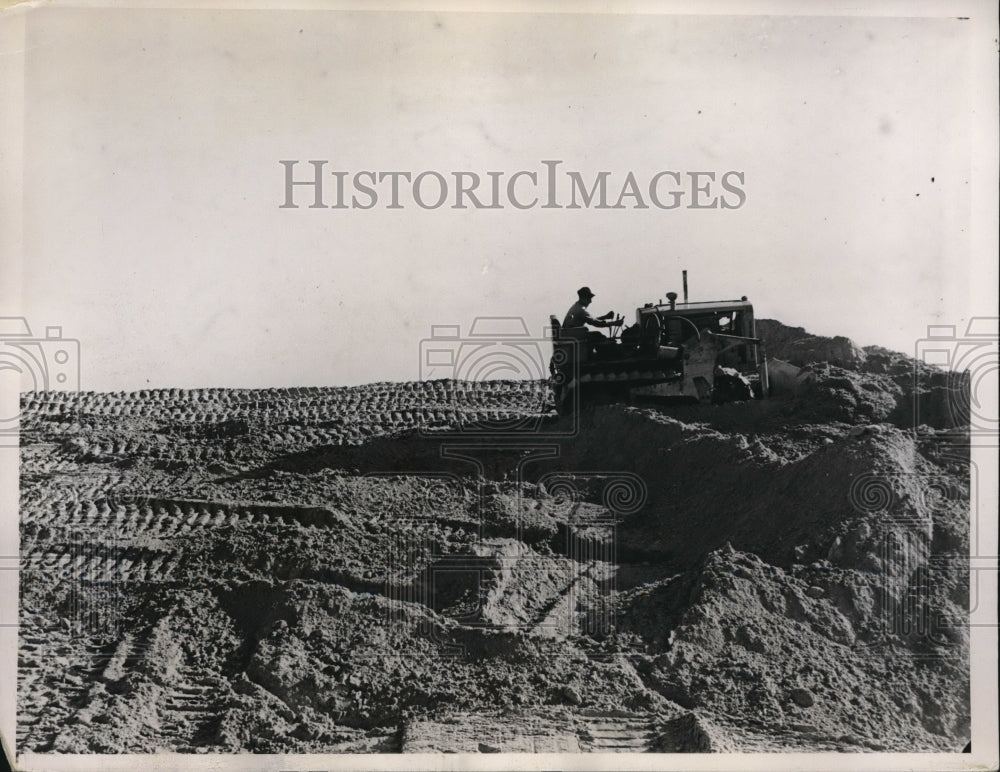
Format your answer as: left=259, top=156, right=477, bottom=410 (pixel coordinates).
left=682, top=270, right=688, bottom=304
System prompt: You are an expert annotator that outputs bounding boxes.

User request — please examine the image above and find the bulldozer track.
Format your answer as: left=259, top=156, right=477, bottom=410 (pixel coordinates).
left=19, top=543, right=184, bottom=584
left=156, top=664, right=228, bottom=750
left=22, top=383, right=549, bottom=419
left=20, top=384, right=553, bottom=471
left=20, top=497, right=348, bottom=536
left=17, top=636, right=120, bottom=752
left=579, top=713, right=657, bottom=752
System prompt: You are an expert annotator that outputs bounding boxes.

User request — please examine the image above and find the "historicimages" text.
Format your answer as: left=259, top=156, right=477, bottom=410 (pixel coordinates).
left=278, top=160, right=746, bottom=210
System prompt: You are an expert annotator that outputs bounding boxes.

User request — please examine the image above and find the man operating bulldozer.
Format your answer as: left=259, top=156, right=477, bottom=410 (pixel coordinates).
left=562, top=286, right=620, bottom=332
left=559, top=286, right=625, bottom=362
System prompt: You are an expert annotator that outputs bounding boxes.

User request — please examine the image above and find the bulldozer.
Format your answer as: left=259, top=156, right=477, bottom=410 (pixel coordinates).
left=549, top=272, right=770, bottom=414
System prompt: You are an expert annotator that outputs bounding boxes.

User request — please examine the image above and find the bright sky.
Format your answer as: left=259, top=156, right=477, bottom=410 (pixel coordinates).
left=4, top=4, right=998, bottom=391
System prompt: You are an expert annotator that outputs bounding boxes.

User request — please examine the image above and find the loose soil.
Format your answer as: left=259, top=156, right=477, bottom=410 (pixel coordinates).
left=14, top=322, right=970, bottom=755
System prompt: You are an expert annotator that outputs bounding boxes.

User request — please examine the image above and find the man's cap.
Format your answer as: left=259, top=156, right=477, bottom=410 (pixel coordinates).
left=577, top=286, right=595, bottom=298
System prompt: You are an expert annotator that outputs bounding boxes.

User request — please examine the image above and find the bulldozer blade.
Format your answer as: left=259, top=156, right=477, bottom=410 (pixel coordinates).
left=767, top=358, right=816, bottom=396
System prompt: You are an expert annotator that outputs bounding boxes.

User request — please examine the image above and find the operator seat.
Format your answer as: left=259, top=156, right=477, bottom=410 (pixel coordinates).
left=550, top=314, right=591, bottom=367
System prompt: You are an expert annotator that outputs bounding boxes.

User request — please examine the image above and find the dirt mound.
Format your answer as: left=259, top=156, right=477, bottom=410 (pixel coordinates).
left=757, top=319, right=968, bottom=431
left=757, top=319, right=868, bottom=369
left=619, top=546, right=967, bottom=751
left=15, top=325, right=971, bottom=756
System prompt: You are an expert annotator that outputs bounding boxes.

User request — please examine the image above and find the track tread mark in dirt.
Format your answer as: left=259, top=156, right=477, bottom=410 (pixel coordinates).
left=19, top=542, right=186, bottom=584
left=157, top=667, right=227, bottom=750
left=581, top=714, right=656, bottom=752
left=529, top=558, right=609, bottom=637
left=21, top=496, right=347, bottom=536
left=17, top=639, right=117, bottom=752
left=17, top=373, right=972, bottom=754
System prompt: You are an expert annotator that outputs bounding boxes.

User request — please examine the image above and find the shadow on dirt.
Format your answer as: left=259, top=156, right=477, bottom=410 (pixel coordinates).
left=224, top=423, right=577, bottom=482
